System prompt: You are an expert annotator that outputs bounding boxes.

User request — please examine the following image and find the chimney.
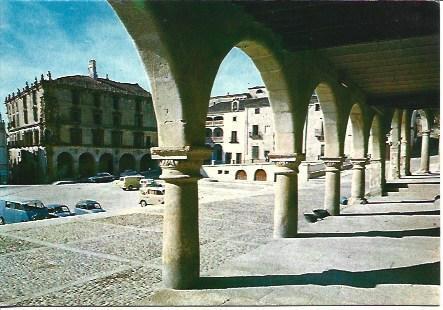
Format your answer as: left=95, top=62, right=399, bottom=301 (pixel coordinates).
left=88, top=59, right=97, bottom=79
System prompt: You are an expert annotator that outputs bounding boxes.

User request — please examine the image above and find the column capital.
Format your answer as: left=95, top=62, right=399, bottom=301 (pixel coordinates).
left=269, top=153, right=305, bottom=174
left=421, top=130, right=431, bottom=136
left=370, top=158, right=383, bottom=164
left=151, top=146, right=212, bottom=181
left=321, top=156, right=344, bottom=170
left=350, top=157, right=368, bottom=169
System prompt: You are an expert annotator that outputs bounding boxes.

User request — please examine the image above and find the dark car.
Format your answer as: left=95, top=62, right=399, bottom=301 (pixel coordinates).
left=46, top=204, right=74, bottom=218
left=88, top=172, right=116, bottom=183
left=140, top=168, right=162, bottom=179
left=119, top=170, right=139, bottom=177
left=74, top=200, right=105, bottom=215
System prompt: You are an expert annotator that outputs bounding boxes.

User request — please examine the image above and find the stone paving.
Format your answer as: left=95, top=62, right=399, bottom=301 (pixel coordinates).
left=0, top=156, right=439, bottom=306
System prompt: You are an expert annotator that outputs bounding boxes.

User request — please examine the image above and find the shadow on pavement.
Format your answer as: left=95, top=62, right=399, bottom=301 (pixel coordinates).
left=339, top=210, right=440, bottom=216
left=197, top=262, right=440, bottom=289
left=365, top=200, right=436, bottom=205
left=297, top=227, right=440, bottom=238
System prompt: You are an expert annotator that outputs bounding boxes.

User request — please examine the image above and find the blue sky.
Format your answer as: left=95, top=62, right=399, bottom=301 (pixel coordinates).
left=0, top=0, right=264, bottom=117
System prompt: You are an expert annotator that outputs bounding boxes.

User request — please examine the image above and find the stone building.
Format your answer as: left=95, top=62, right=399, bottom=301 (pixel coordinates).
left=0, top=114, right=8, bottom=184
left=204, top=87, right=356, bottom=181
left=4, top=60, right=157, bottom=184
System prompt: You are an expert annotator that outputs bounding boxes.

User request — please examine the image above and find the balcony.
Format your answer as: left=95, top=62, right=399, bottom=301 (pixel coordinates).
left=314, top=128, right=324, bottom=141
left=205, top=120, right=224, bottom=127
left=212, top=136, right=223, bottom=143
left=249, top=132, right=263, bottom=140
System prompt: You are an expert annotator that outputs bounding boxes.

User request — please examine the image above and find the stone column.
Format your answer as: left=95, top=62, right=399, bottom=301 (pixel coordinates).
left=269, top=153, right=304, bottom=238
left=420, top=130, right=431, bottom=173
left=151, top=146, right=211, bottom=289
left=349, top=158, right=367, bottom=204
left=322, top=157, right=343, bottom=216
left=400, top=138, right=411, bottom=176
left=400, top=110, right=412, bottom=176
left=369, top=158, right=386, bottom=196
left=73, top=160, right=79, bottom=179
left=389, top=140, right=401, bottom=179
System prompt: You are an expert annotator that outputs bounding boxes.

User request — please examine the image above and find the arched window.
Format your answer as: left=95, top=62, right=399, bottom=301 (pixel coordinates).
left=235, top=170, right=247, bottom=180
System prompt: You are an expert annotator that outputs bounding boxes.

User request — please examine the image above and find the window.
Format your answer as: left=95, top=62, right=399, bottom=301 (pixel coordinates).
left=236, top=153, right=242, bottom=164
left=224, top=170, right=229, bottom=174
left=72, top=90, right=80, bottom=105
left=232, top=100, right=239, bottom=111
left=112, top=131, right=122, bottom=147
left=264, top=150, right=270, bottom=161
left=135, top=114, right=143, bottom=127
left=133, top=132, right=144, bottom=148
left=252, top=125, right=259, bottom=136
left=315, top=103, right=320, bottom=111
left=252, top=146, right=259, bottom=159
left=33, top=106, right=38, bottom=122
left=93, top=111, right=102, bottom=125
left=135, top=99, right=141, bottom=112
left=70, top=128, right=82, bottom=145
left=230, top=131, right=238, bottom=143
left=225, top=152, right=232, bottom=164
left=32, top=91, right=37, bottom=105
left=113, top=95, right=119, bottom=110
left=71, top=107, right=81, bottom=124
left=113, top=112, right=121, bottom=127
left=92, top=129, right=104, bottom=146
left=255, top=108, right=260, bottom=114
left=233, top=116, right=237, bottom=122
left=93, top=94, right=101, bottom=107
left=145, top=136, right=151, bottom=148
left=34, top=131, right=40, bottom=145
left=320, top=144, right=325, bottom=157
left=23, top=97, right=28, bottom=124
left=217, top=170, right=222, bottom=174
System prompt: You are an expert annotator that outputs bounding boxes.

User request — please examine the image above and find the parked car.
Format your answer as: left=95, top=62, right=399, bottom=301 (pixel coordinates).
left=140, top=168, right=162, bottom=179
left=119, top=175, right=144, bottom=190
left=0, top=199, right=49, bottom=225
left=74, top=200, right=105, bottom=215
left=88, top=172, right=116, bottom=183
left=119, top=170, right=139, bottom=177
left=46, top=204, right=74, bottom=218
left=139, top=185, right=165, bottom=207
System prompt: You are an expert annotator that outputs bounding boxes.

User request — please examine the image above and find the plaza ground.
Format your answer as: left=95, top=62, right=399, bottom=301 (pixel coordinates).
left=0, top=156, right=439, bottom=306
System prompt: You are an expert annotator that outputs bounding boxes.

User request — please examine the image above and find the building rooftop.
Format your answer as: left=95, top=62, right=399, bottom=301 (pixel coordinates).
left=208, top=97, right=270, bottom=114
left=54, top=75, right=151, bottom=98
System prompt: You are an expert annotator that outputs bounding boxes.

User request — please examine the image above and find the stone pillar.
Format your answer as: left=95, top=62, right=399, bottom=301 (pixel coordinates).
left=269, top=153, right=304, bottom=238
left=349, top=158, right=367, bottom=204
left=400, top=110, right=411, bottom=176
left=151, top=146, right=211, bottom=289
left=322, top=157, right=343, bottom=216
left=420, top=130, right=431, bottom=173
left=369, top=158, right=386, bottom=196
left=73, top=160, right=79, bottom=179
left=389, top=140, right=401, bottom=179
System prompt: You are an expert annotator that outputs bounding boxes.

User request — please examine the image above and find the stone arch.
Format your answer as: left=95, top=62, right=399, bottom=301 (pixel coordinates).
left=57, top=152, right=74, bottom=179
left=205, top=128, right=212, bottom=138
left=347, top=103, right=366, bottom=158
left=254, top=169, right=267, bottom=181
left=98, top=153, right=114, bottom=174
left=235, top=170, right=247, bottom=180
left=140, top=153, right=158, bottom=172
left=119, top=153, right=136, bottom=173
left=313, top=83, right=341, bottom=157
left=78, top=152, right=95, bottom=178
left=213, top=144, right=223, bottom=162
left=219, top=41, right=296, bottom=154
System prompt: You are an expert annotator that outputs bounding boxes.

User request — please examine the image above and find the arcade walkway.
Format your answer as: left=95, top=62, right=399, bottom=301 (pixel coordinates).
left=0, top=157, right=438, bottom=306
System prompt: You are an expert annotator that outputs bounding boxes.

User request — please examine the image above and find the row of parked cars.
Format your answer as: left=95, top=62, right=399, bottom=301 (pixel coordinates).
left=0, top=199, right=105, bottom=225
